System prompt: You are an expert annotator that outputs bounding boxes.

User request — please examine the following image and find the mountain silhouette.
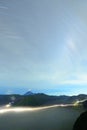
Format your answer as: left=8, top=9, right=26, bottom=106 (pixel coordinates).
left=24, top=90, right=34, bottom=95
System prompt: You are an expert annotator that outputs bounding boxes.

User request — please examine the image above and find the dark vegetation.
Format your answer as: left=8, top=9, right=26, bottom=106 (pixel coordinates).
left=0, top=94, right=20, bottom=105
left=12, top=94, right=87, bottom=107
left=82, top=100, right=87, bottom=109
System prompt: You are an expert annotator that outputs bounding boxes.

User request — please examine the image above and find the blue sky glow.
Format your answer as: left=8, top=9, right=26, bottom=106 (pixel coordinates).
left=0, top=0, right=87, bottom=95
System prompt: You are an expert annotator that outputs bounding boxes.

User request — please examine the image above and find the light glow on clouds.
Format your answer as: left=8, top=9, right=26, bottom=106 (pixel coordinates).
left=67, top=38, right=78, bottom=56
left=0, top=104, right=73, bottom=114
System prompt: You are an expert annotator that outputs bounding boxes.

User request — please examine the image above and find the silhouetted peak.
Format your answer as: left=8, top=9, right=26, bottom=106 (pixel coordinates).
left=24, top=91, right=34, bottom=96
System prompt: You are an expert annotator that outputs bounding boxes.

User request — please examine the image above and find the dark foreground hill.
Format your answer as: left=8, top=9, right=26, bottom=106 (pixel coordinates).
left=73, top=111, right=87, bottom=130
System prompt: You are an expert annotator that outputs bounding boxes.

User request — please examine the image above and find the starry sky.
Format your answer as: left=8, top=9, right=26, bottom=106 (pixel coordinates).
left=0, top=0, right=87, bottom=95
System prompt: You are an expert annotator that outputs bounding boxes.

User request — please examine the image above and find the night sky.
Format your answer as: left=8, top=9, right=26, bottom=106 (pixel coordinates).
left=0, top=0, right=87, bottom=95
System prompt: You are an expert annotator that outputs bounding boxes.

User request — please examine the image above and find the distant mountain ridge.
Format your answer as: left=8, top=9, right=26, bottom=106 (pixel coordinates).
left=12, top=93, right=87, bottom=107
left=0, top=93, right=87, bottom=107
